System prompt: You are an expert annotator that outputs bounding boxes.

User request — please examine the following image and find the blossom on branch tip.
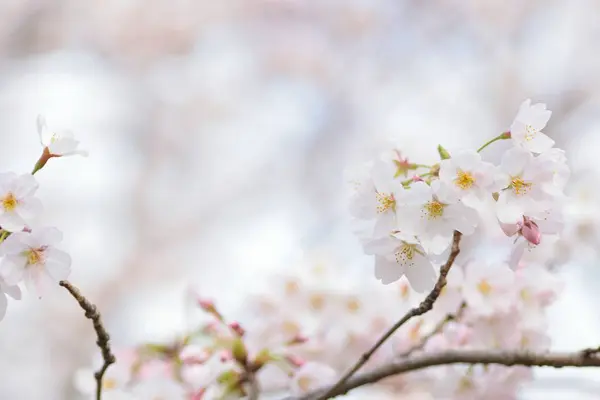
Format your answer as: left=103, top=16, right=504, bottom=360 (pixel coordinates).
left=0, top=227, right=71, bottom=297
left=37, top=115, right=88, bottom=157
left=0, top=172, right=42, bottom=231
left=510, top=99, right=554, bottom=153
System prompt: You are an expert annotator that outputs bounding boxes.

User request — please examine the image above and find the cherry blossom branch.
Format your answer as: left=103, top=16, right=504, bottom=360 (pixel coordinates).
left=59, top=280, right=116, bottom=400
left=287, top=348, right=600, bottom=400
left=317, top=231, right=463, bottom=399
left=398, top=303, right=466, bottom=358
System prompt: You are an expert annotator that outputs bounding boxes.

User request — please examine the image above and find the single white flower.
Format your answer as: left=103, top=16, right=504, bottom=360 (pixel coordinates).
left=397, top=181, right=479, bottom=254
left=509, top=99, right=554, bottom=153
left=348, top=158, right=406, bottom=237
left=363, top=233, right=436, bottom=292
left=0, top=172, right=42, bottom=231
left=0, top=227, right=71, bottom=297
left=495, top=147, right=559, bottom=224
left=462, top=262, right=515, bottom=317
left=37, top=115, right=88, bottom=157
left=438, top=149, right=497, bottom=205
left=290, top=362, right=337, bottom=395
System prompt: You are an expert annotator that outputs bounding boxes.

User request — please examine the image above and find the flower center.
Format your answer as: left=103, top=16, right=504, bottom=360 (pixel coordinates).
left=375, top=192, right=395, bottom=213
left=2, top=192, right=18, bottom=211
left=50, top=132, right=61, bottom=143
left=103, top=378, right=117, bottom=390
left=346, top=297, right=361, bottom=313
left=395, top=243, right=416, bottom=265
left=477, top=279, right=492, bottom=296
left=25, top=248, right=45, bottom=266
left=510, top=177, right=532, bottom=196
left=525, top=125, right=537, bottom=141
left=422, top=200, right=445, bottom=220
left=309, top=294, right=325, bottom=311
left=455, top=169, right=475, bottom=190
left=297, top=376, right=312, bottom=392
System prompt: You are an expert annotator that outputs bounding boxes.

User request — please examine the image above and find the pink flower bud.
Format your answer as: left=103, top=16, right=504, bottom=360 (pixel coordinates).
left=229, top=321, right=245, bottom=337
left=197, top=298, right=215, bottom=312
left=285, top=354, right=305, bottom=368
left=189, top=389, right=206, bottom=400
left=219, top=350, right=232, bottom=363
left=521, top=217, right=541, bottom=245
left=411, top=175, right=424, bottom=182
left=289, top=333, right=309, bottom=345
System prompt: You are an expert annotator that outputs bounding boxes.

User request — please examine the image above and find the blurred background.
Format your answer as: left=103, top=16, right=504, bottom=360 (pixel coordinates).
left=0, top=0, right=600, bottom=398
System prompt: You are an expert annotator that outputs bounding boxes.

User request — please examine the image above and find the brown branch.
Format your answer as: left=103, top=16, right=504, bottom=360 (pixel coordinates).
left=60, top=280, right=116, bottom=400
left=317, top=231, right=462, bottom=399
left=286, top=348, right=600, bottom=400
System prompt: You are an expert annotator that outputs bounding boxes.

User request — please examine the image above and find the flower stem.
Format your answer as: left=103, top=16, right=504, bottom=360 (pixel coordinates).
left=477, top=132, right=511, bottom=153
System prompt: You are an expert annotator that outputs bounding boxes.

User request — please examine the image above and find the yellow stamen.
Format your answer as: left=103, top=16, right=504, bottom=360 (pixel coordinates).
left=395, top=243, right=417, bottom=266
left=510, top=177, right=532, bottom=196
left=297, top=376, right=312, bottom=392
left=375, top=192, right=395, bottom=213
left=346, top=297, right=361, bottom=313
left=477, top=279, right=492, bottom=296
left=282, top=320, right=300, bottom=335
left=309, top=294, right=325, bottom=311
left=103, top=378, right=117, bottom=390
left=2, top=192, right=18, bottom=211
left=455, top=169, right=475, bottom=190
left=25, top=248, right=44, bottom=266
left=422, top=200, right=445, bottom=220
left=525, top=125, right=537, bottom=141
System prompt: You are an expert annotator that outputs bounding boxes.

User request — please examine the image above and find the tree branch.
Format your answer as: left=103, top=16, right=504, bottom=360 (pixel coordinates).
left=60, top=280, right=116, bottom=400
left=287, top=348, right=600, bottom=400
left=317, top=231, right=462, bottom=399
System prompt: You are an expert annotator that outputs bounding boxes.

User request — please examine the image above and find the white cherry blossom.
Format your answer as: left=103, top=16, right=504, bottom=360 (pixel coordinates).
left=348, top=158, right=406, bottom=237
left=0, top=172, right=42, bottom=231
left=495, top=147, right=560, bottom=224
left=397, top=181, right=479, bottom=254
left=0, top=227, right=71, bottom=297
left=363, top=233, right=436, bottom=292
left=37, top=115, right=88, bottom=157
left=438, top=149, right=497, bottom=205
left=462, top=262, right=515, bottom=317
left=509, top=99, right=554, bottom=153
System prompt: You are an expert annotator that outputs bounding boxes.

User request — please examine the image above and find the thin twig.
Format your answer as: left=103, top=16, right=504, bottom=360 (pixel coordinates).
left=317, top=231, right=462, bottom=399
left=286, top=348, right=600, bottom=400
left=60, top=280, right=116, bottom=400
left=398, top=302, right=466, bottom=358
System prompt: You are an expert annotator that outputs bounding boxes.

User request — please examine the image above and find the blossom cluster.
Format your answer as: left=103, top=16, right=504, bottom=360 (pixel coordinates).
left=72, top=99, right=573, bottom=399
left=348, top=99, right=568, bottom=292
left=0, top=116, right=85, bottom=320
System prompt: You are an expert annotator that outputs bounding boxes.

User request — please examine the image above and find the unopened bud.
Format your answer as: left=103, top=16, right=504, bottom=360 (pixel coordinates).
left=521, top=217, right=541, bottom=246
left=198, top=298, right=215, bottom=312
left=229, top=321, right=245, bottom=337
left=411, top=175, right=424, bottom=182
left=437, top=144, right=451, bottom=160
left=232, top=338, right=248, bottom=366
left=285, top=354, right=305, bottom=368
left=219, top=349, right=232, bottom=363
left=288, top=334, right=309, bottom=345
left=500, top=131, right=512, bottom=139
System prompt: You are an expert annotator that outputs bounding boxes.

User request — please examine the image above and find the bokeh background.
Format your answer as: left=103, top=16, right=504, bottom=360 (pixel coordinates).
left=0, top=0, right=600, bottom=398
